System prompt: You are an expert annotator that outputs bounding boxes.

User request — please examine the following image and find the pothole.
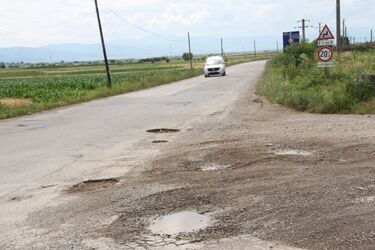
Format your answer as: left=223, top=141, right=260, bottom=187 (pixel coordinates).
left=152, top=140, right=168, bottom=144
left=149, top=211, right=210, bottom=235
left=147, top=128, right=180, bottom=134
left=9, top=195, right=33, bottom=202
left=273, top=149, right=312, bottom=156
left=199, top=163, right=228, bottom=172
left=67, top=178, right=119, bottom=193
left=40, top=184, right=56, bottom=189
left=357, top=196, right=375, bottom=203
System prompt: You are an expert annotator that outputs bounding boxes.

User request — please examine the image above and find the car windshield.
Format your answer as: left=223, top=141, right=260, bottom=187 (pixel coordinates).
left=206, top=59, right=223, bottom=66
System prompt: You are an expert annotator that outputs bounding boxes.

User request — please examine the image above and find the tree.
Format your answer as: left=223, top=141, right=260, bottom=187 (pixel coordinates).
left=0, top=63, right=5, bottom=69
left=182, top=52, right=193, bottom=61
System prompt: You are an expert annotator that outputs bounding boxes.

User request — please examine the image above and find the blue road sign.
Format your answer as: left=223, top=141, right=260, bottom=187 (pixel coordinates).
left=283, top=31, right=300, bottom=49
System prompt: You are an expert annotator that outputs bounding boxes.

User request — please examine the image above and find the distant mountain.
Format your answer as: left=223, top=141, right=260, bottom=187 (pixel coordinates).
left=0, top=42, right=191, bottom=63
left=0, top=36, right=279, bottom=63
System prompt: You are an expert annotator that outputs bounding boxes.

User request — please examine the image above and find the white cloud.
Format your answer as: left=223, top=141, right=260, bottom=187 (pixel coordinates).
left=0, top=0, right=373, bottom=48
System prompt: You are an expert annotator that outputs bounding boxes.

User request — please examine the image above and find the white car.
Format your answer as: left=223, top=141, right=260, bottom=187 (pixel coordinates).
left=204, top=56, right=226, bottom=78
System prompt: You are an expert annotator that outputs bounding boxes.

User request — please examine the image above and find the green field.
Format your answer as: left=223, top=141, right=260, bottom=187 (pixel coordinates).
left=0, top=53, right=273, bottom=119
left=257, top=44, right=375, bottom=114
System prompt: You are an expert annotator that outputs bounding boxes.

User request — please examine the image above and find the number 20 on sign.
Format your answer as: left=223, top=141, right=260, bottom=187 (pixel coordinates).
left=318, top=47, right=333, bottom=62
left=317, top=46, right=335, bottom=68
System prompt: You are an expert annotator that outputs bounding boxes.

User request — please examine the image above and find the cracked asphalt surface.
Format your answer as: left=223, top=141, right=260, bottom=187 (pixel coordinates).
left=1, top=60, right=375, bottom=249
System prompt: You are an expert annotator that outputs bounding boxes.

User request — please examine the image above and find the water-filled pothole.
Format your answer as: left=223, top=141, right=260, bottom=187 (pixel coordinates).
left=147, top=128, right=180, bottom=134
left=149, top=211, right=210, bottom=235
left=274, top=149, right=312, bottom=156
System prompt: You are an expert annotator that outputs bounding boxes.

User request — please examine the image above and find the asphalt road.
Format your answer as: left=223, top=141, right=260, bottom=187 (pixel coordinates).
left=0, top=61, right=265, bottom=199
left=2, top=60, right=373, bottom=250
left=0, top=61, right=268, bottom=249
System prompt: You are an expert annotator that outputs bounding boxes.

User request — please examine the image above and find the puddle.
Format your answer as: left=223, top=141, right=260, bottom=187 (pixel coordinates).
left=274, top=149, right=312, bottom=156
left=147, top=128, right=180, bottom=134
left=199, top=163, right=228, bottom=171
left=149, top=211, right=210, bottom=235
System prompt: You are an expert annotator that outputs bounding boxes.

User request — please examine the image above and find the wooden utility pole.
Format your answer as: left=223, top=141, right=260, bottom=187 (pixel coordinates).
left=336, top=0, right=341, bottom=55
left=221, top=38, right=224, bottom=58
left=94, top=0, right=112, bottom=88
left=302, top=19, right=306, bottom=41
left=296, top=19, right=311, bottom=42
left=188, top=32, right=193, bottom=70
left=253, top=40, right=257, bottom=57
left=319, top=23, right=322, bottom=34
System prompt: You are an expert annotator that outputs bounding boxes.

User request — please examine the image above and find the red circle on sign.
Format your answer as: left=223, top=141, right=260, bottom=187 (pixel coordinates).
left=318, top=47, right=333, bottom=62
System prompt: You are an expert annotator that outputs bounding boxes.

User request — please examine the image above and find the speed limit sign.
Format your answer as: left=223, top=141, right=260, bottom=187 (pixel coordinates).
left=318, top=46, right=333, bottom=62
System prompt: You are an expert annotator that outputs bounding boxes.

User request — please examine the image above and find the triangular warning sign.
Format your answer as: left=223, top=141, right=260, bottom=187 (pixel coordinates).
left=318, top=25, right=335, bottom=40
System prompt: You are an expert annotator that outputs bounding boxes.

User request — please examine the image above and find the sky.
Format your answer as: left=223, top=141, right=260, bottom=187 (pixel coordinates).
left=0, top=0, right=374, bottom=54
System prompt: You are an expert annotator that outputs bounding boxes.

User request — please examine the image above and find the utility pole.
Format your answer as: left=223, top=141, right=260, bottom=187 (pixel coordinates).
left=371, top=29, right=373, bottom=44
left=187, top=32, right=193, bottom=70
left=221, top=38, right=224, bottom=58
left=253, top=40, right=257, bottom=57
left=342, top=18, right=346, bottom=49
left=319, top=23, right=322, bottom=34
left=296, top=19, right=311, bottom=42
left=94, top=0, right=112, bottom=88
left=336, top=0, right=341, bottom=56
left=276, top=41, right=279, bottom=53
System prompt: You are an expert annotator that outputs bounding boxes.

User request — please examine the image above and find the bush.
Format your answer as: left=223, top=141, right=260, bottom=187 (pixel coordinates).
left=257, top=44, right=375, bottom=114
left=283, top=43, right=317, bottom=66
left=182, top=52, right=193, bottom=61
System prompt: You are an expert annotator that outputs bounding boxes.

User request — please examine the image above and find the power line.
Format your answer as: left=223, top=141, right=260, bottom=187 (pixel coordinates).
left=102, top=5, right=185, bottom=44
left=102, top=5, right=216, bottom=49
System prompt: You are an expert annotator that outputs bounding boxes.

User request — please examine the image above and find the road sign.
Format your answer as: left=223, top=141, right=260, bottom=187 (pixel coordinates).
left=317, top=62, right=335, bottom=68
left=318, top=40, right=334, bottom=46
left=318, top=47, right=333, bottom=62
left=318, top=25, right=335, bottom=41
left=283, top=31, right=300, bottom=49
left=317, top=24, right=335, bottom=68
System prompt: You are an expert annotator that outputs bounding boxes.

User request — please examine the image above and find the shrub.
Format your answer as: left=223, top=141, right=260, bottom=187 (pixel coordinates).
left=257, top=44, right=375, bottom=114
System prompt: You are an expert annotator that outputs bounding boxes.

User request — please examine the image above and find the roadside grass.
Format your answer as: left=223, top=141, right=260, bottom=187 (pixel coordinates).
left=0, top=54, right=273, bottom=119
left=257, top=44, right=375, bottom=114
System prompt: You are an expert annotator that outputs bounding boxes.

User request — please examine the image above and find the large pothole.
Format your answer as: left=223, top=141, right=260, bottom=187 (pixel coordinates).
left=147, top=128, right=181, bottom=134
left=149, top=211, right=211, bottom=236
left=67, top=178, right=119, bottom=193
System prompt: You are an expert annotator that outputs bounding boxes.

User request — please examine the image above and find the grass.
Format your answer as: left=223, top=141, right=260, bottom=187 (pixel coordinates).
left=257, top=44, right=375, bottom=114
left=0, top=53, right=273, bottom=119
